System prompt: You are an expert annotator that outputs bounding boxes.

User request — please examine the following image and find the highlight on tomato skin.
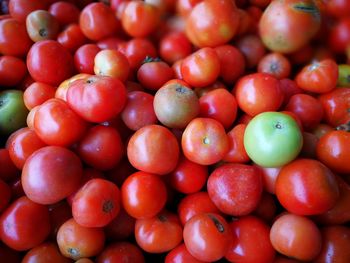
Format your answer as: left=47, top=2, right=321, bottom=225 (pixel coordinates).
left=0, top=0, right=350, bottom=261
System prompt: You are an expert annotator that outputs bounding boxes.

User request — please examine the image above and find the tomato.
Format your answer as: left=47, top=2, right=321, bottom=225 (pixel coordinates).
left=160, top=31, right=192, bottom=64
left=234, top=73, right=283, bottom=116
left=257, top=52, right=291, bottom=79
left=270, top=213, right=322, bottom=261
left=314, top=226, right=350, bottom=263
left=22, top=242, right=71, bottom=263
left=22, top=145, right=83, bottom=205
left=253, top=192, right=277, bottom=223
left=165, top=243, right=204, bottom=263
left=135, top=210, right=183, bottom=253
left=153, top=82, right=199, bottom=129
left=168, top=155, right=208, bottom=194
left=223, top=123, right=250, bottom=163
left=72, top=178, right=120, bottom=228
left=318, top=87, right=350, bottom=127
left=23, top=82, right=55, bottom=110
left=181, top=47, right=220, bottom=88
left=0, top=196, right=50, bottom=251
left=0, top=148, right=20, bottom=182
left=123, top=38, right=157, bottom=70
left=207, top=163, right=263, bottom=216
left=316, top=130, right=350, bottom=174
left=0, top=179, right=11, bottom=213
left=34, top=98, right=87, bottom=146
left=121, top=171, right=167, bottom=219
left=94, top=49, right=130, bottom=82
left=121, top=1, right=160, bottom=38
left=183, top=213, right=232, bottom=262
left=74, top=44, right=101, bottom=74
left=79, top=2, right=120, bottom=41
left=235, top=34, right=266, bottom=68
left=185, top=0, right=240, bottom=47
left=48, top=200, right=72, bottom=240
left=48, top=1, right=80, bottom=26
left=77, top=125, right=124, bottom=171
left=57, top=218, right=105, bottom=260
left=276, top=158, right=339, bottom=215
left=67, top=75, right=127, bottom=123
left=182, top=117, right=229, bottom=165
left=225, top=216, right=275, bottom=263
left=176, top=0, right=203, bottom=17
left=284, top=93, right=324, bottom=131
left=214, top=44, right=245, bottom=84
left=55, top=73, right=92, bottom=102
left=279, top=78, right=304, bottom=106
left=96, top=242, right=145, bottom=263
left=5, top=127, right=46, bottom=169
left=295, top=59, right=338, bottom=93
left=127, top=125, right=179, bottom=175
left=0, top=18, right=32, bottom=57
left=104, top=208, right=135, bottom=241
left=25, top=10, right=60, bottom=42
left=57, top=23, right=88, bottom=53
left=244, top=112, right=303, bottom=167
left=259, top=0, right=321, bottom=53
left=0, top=55, right=27, bottom=87
left=26, top=40, right=74, bottom=86
left=329, top=17, right=350, bottom=53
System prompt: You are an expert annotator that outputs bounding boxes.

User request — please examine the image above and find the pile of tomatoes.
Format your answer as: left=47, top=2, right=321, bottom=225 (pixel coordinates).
left=0, top=0, right=350, bottom=262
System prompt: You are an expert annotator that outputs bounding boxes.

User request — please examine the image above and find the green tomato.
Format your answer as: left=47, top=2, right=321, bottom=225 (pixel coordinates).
left=337, top=64, right=350, bottom=87
left=244, top=112, right=303, bottom=168
left=0, top=90, right=28, bottom=135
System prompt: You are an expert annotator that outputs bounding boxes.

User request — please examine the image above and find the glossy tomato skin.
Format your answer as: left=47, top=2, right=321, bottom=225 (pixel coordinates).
left=183, top=213, right=232, bottom=262
left=318, top=87, right=350, bottom=127
left=0, top=18, right=33, bottom=57
left=33, top=98, right=87, bottom=147
left=96, top=242, right=145, bottom=263
left=6, top=127, right=46, bottom=169
left=79, top=2, right=120, bottom=41
left=127, top=125, right=179, bottom=175
left=316, top=130, right=350, bottom=174
left=0, top=196, right=50, bottom=251
left=223, top=123, right=250, bottom=163
left=57, top=218, right=105, bottom=260
left=57, top=23, right=87, bottom=53
left=276, top=158, right=339, bottom=215
left=27, top=40, right=74, bottom=86
left=25, top=10, right=60, bottom=42
left=23, top=82, right=55, bottom=110
left=259, top=0, right=321, bottom=53
left=74, top=44, right=101, bottom=74
left=0, top=55, right=27, bottom=87
left=135, top=210, right=183, bottom=253
left=121, top=171, right=167, bottom=219
left=48, top=1, right=80, bottom=26
left=77, top=125, right=124, bottom=171
left=67, top=75, right=127, bottom=123
left=270, top=213, right=322, bottom=261
left=225, top=216, right=275, bottom=263
left=207, top=163, right=263, bottom=216
left=181, top=117, right=229, bottom=165
left=165, top=243, right=204, bottom=263
left=72, top=178, right=121, bottom=228
left=257, top=52, right=291, bottom=79
left=234, top=73, right=283, bottom=116
left=185, top=0, right=240, bottom=47
left=104, top=208, right=136, bottom=241
left=22, top=146, right=83, bottom=205
left=8, top=0, right=49, bottom=22
left=22, top=242, right=71, bottom=263
left=160, top=31, right=192, bottom=64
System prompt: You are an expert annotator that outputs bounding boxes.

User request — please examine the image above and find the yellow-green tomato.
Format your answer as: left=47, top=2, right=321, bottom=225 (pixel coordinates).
left=337, top=64, right=350, bottom=87
left=244, top=112, right=303, bottom=167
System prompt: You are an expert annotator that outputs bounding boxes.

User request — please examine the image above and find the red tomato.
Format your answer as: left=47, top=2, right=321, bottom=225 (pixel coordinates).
left=127, top=125, right=179, bottom=175
left=165, top=243, right=204, bottom=263
left=121, top=171, right=167, bottom=219
left=207, top=163, right=263, bottom=216
left=225, top=216, right=276, bottom=263
left=160, top=31, right=192, bottom=64
left=72, top=178, right=121, bottom=228
left=329, top=17, right=350, bottom=53
left=135, top=210, right=183, bottom=253
left=0, top=55, right=27, bottom=87
left=8, top=0, right=49, bottom=22
left=123, top=38, right=157, bottom=70
left=67, top=75, right=127, bottom=123
left=317, top=130, right=350, bottom=174
left=257, top=52, right=291, bottom=79
left=183, top=213, right=232, bottom=262
left=276, top=159, right=339, bottom=215
left=48, top=1, right=80, bottom=26
left=234, top=73, right=284, bottom=116
left=26, top=40, right=74, bottom=86
left=96, top=242, right=145, bottom=263
left=77, top=125, right=124, bottom=171
left=0, top=149, right=20, bottom=182
left=104, top=208, right=135, bottom=241
left=182, top=117, right=229, bottom=165
left=223, top=123, right=250, bottom=163
left=74, top=44, right=101, bottom=74
left=22, top=242, right=71, bottom=263
left=48, top=200, right=72, bottom=240
left=22, top=146, right=83, bottom=205
left=0, top=196, right=50, bottom=251
left=57, top=23, right=87, bottom=53
left=23, top=82, right=55, bottom=110
left=0, top=179, right=11, bottom=213
left=235, top=34, right=266, bottom=68
left=79, top=2, right=120, bottom=41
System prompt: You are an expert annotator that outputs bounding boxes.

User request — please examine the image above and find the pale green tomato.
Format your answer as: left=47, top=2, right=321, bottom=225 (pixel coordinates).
left=244, top=112, right=303, bottom=167
left=337, top=64, right=350, bottom=87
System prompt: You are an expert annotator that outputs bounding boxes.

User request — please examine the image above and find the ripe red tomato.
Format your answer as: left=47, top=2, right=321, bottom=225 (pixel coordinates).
left=160, top=31, right=192, bottom=64
left=48, top=1, right=80, bottom=26
left=72, top=178, right=121, bottom=228
left=0, top=55, right=27, bottom=87
left=223, top=123, right=250, bottom=163
left=207, top=163, right=263, bottom=216
left=165, top=243, right=204, bottom=263
left=23, top=82, right=55, bottom=110
left=22, top=146, right=83, bottom=205
left=22, top=242, right=71, bottom=263
left=257, top=52, right=291, bottom=79
left=0, top=196, right=50, bottom=251
left=74, top=44, right=101, bottom=74
left=96, top=242, right=145, bottom=263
